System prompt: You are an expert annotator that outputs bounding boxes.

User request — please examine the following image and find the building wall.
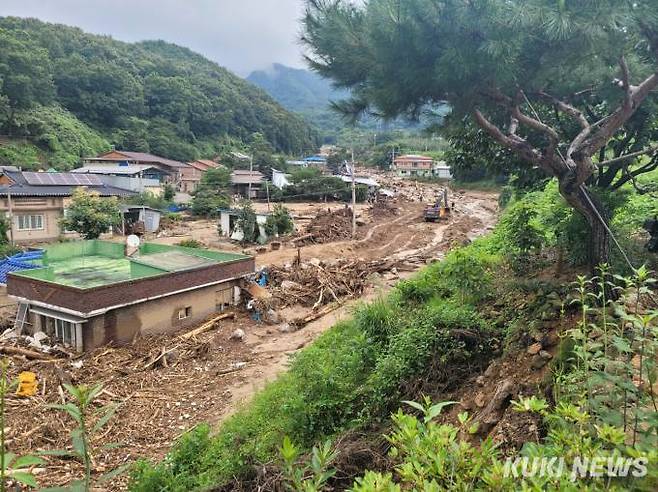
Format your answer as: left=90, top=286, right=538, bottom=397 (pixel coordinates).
left=83, top=280, right=239, bottom=350
left=0, top=197, right=65, bottom=242
left=394, top=160, right=433, bottom=170
left=8, top=256, right=255, bottom=314
left=396, top=168, right=433, bottom=177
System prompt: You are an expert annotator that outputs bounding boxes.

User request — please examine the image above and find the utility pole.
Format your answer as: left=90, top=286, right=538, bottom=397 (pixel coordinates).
left=7, top=190, right=13, bottom=245
left=265, top=180, right=271, bottom=212
left=248, top=155, right=253, bottom=199
left=351, top=148, right=356, bottom=238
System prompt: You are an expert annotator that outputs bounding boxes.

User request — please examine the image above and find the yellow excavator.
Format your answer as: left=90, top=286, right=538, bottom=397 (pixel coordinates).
left=423, top=189, right=451, bottom=222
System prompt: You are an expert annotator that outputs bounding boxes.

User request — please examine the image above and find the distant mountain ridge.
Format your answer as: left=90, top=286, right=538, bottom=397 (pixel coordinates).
left=247, top=63, right=348, bottom=113
left=247, top=64, right=449, bottom=138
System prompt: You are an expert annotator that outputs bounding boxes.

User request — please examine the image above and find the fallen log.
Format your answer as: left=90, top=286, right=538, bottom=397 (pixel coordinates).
left=0, top=345, right=56, bottom=361
left=179, top=312, right=236, bottom=340
left=290, top=303, right=341, bottom=328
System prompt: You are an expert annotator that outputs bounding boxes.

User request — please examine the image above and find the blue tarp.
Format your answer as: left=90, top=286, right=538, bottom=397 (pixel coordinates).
left=0, top=250, right=44, bottom=284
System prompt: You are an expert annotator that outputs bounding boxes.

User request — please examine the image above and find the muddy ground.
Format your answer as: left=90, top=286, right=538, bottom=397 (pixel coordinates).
left=0, top=177, right=499, bottom=489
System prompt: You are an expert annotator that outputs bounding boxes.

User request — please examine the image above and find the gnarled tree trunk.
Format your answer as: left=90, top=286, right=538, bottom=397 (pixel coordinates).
left=560, top=183, right=611, bottom=270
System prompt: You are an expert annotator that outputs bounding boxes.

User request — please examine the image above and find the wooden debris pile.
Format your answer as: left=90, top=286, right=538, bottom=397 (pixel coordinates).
left=0, top=311, right=253, bottom=489
left=292, top=207, right=355, bottom=245
left=268, top=258, right=398, bottom=309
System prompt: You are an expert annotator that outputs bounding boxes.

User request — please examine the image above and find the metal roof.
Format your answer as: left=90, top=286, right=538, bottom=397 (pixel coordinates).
left=72, top=165, right=160, bottom=176
left=230, top=170, right=265, bottom=185
left=336, top=175, right=380, bottom=187
left=188, top=160, right=222, bottom=171
left=395, top=154, right=434, bottom=161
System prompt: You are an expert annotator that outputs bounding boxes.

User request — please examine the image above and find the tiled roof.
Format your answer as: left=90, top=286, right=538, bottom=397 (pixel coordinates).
left=230, top=170, right=264, bottom=185
left=96, top=151, right=189, bottom=169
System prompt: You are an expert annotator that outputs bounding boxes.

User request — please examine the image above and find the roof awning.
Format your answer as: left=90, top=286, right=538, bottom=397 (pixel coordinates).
left=29, top=306, right=88, bottom=324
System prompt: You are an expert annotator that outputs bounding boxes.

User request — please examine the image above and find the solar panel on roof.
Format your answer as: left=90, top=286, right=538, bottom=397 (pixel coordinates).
left=23, top=172, right=104, bottom=186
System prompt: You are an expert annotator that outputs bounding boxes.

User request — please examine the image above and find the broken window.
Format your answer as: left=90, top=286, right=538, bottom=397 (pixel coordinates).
left=178, top=307, right=192, bottom=320
left=46, top=318, right=77, bottom=348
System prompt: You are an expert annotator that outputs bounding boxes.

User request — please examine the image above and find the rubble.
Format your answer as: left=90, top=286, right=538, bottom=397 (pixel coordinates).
left=229, top=328, right=246, bottom=341
left=292, top=207, right=357, bottom=245
left=267, top=257, right=400, bottom=309
left=0, top=313, right=255, bottom=489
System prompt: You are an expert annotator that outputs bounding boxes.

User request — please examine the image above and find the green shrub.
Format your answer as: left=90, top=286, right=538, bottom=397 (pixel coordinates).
left=177, top=239, right=202, bottom=249
left=264, top=204, right=294, bottom=237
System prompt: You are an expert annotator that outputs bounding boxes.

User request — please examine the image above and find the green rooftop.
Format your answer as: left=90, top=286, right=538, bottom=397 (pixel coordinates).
left=11, top=240, right=250, bottom=289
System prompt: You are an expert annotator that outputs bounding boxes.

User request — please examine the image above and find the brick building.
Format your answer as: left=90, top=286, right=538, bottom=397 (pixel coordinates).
left=7, top=241, right=254, bottom=351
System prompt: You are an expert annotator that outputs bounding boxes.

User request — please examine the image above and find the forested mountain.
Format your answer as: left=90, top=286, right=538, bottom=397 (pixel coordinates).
left=247, top=63, right=349, bottom=136
left=247, top=63, right=449, bottom=139
left=0, top=17, right=319, bottom=169
left=247, top=63, right=347, bottom=114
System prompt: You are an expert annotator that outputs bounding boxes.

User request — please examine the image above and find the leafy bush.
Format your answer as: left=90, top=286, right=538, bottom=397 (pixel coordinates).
left=60, top=188, right=121, bottom=239
left=498, top=199, right=545, bottom=272
left=264, top=204, right=294, bottom=237
left=236, top=199, right=259, bottom=243
left=177, top=240, right=202, bottom=249
left=189, top=189, right=229, bottom=218
left=126, top=191, right=169, bottom=210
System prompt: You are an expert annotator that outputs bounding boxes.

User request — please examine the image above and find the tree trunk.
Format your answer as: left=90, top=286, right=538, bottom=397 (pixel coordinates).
left=560, top=184, right=611, bottom=271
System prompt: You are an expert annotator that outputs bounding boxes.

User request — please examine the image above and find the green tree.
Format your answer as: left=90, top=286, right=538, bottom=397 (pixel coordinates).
left=303, top=0, right=658, bottom=268
left=0, top=29, right=55, bottom=121
left=190, top=167, right=231, bottom=217
left=236, top=199, right=259, bottom=243
left=60, top=188, right=120, bottom=239
left=199, top=167, right=231, bottom=190
left=162, top=184, right=175, bottom=203
left=264, top=204, right=294, bottom=237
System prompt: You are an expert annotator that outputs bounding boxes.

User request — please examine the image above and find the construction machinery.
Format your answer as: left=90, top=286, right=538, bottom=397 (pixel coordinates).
left=424, top=189, right=451, bottom=222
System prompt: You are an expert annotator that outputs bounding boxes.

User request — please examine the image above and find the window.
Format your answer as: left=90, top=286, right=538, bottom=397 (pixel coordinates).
left=44, top=318, right=78, bottom=348
left=17, top=214, right=44, bottom=231
left=178, top=307, right=192, bottom=320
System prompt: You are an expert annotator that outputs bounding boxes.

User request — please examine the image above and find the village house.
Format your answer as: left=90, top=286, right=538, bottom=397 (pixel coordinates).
left=230, top=169, right=265, bottom=199
left=7, top=241, right=255, bottom=351
left=0, top=170, right=135, bottom=243
left=392, top=154, right=452, bottom=179
left=180, top=159, right=223, bottom=194
left=83, top=151, right=191, bottom=190
left=392, top=154, right=434, bottom=177
left=71, top=165, right=167, bottom=195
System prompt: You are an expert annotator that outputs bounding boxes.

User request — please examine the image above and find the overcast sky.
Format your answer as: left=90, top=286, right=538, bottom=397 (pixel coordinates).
left=0, top=0, right=309, bottom=76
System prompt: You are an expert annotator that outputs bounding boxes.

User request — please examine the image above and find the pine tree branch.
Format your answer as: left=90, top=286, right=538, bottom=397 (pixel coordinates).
left=598, top=145, right=658, bottom=167
left=472, top=109, right=553, bottom=174
left=580, top=59, right=658, bottom=157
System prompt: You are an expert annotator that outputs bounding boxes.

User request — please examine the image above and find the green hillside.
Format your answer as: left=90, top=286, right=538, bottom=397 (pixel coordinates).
left=0, top=17, right=319, bottom=169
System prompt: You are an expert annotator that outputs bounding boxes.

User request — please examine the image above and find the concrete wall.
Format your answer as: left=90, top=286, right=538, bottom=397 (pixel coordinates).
left=0, top=197, right=65, bottom=242
left=83, top=280, right=239, bottom=349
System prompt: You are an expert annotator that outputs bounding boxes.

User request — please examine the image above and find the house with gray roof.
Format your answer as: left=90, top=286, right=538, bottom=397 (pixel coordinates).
left=0, top=170, right=135, bottom=243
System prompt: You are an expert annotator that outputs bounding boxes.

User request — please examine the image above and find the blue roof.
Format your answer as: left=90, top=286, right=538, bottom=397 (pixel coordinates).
left=303, top=156, right=327, bottom=163
left=0, top=250, right=43, bottom=284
